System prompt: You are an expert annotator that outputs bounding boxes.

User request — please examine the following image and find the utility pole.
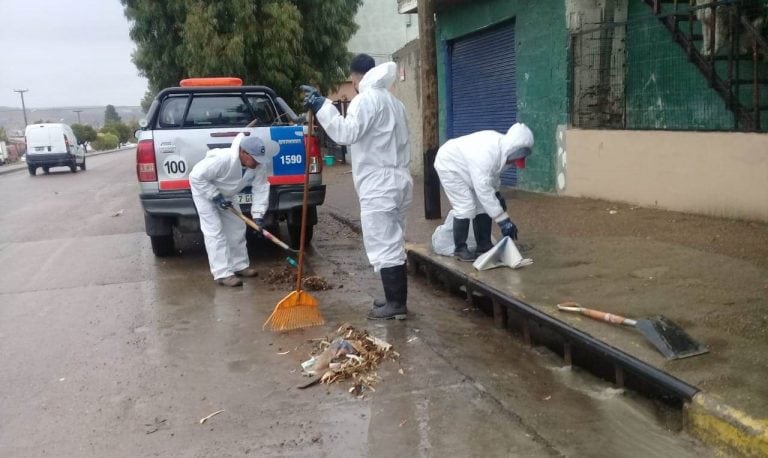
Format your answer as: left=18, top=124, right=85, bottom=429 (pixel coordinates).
left=73, top=110, right=83, bottom=124
left=418, top=0, right=441, bottom=219
left=13, top=89, right=29, bottom=127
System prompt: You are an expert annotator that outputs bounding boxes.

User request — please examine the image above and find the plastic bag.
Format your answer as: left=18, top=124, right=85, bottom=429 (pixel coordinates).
left=431, top=210, right=478, bottom=256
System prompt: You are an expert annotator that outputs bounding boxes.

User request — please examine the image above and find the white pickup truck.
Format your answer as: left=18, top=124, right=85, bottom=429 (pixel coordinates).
left=135, top=78, right=326, bottom=257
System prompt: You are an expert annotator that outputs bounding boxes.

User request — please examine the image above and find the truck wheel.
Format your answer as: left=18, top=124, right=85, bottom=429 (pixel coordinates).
left=28, top=166, right=36, bottom=176
left=70, top=160, right=77, bottom=173
left=42, top=167, right=50, bottom=174
left=150, top=235, right=175, bottom=257
left=288, top=222, right=314, bottom=249
left=80, top=157, right=86, bottom=171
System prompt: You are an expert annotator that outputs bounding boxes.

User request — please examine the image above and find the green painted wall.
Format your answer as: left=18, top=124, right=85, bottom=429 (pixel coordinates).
left=436, top=0, right=568, bottom=192
left=625, top=2, right=735, bottom=130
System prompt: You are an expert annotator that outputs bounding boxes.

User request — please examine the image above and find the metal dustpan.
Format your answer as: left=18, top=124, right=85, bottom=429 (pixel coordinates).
left=556, top=303, right=709, bottom=360
left=473, top=236, right=533, bottom=271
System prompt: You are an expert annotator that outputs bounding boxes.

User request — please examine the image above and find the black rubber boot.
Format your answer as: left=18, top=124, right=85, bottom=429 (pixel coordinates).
left=368, top=264, right=407, bottom=320
left=453, top=217, right=476, bottom=262
left=473, top=213, right=494, bottom=255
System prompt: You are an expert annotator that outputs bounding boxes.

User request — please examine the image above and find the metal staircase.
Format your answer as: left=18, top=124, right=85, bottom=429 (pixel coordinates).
left=643, top=0, right=768, bottom=131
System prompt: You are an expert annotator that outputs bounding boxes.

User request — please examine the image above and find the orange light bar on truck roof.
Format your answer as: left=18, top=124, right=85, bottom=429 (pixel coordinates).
left=179, top=77, right=243, bottom=87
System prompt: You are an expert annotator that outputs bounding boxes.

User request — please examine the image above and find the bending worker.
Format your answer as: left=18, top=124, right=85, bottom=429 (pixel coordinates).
left=434, top=123, right=534, bottom=262
left=301, top=54, right=412, bottom=320
left=189, top=134, right=269, bottom=287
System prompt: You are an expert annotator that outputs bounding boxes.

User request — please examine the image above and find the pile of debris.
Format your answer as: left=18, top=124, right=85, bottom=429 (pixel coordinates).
left=266, top=268, right=332, bottom=291
left=301, top=323, right=399, bottom=396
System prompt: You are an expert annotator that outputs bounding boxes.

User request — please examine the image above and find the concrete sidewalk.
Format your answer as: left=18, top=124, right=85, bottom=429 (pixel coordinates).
left=321, top=162, right=768, bottom=457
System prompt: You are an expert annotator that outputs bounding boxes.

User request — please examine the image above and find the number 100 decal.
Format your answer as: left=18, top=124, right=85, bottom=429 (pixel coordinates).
left=163, top=158, right=187, bottom=178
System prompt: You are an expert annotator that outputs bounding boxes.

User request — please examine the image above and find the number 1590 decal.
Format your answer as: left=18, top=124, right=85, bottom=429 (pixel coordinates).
left=279, top=154, right=302, bottom=165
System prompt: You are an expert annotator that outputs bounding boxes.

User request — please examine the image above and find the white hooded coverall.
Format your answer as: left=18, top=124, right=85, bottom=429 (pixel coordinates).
left=434, top=123, right=534, bottom=222
left=189, top=133, right=270, bottom=280
left=315, top=62, right=413, bottom=272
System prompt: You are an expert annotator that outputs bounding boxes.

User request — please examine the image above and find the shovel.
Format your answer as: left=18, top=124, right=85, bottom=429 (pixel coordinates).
left=556, top=302, right=708, bottom=360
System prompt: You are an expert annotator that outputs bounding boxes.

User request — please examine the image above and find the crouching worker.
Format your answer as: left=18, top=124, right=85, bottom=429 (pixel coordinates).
left=189, top=134, right=270, bottom=287
left=434, top=123, right=534, bottom=262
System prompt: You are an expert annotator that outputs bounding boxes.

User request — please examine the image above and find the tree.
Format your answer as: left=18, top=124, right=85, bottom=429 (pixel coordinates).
left=121, top=0, right=362, bottom=110
left=91, top=132, right=120, bottom=151
left=101, top=122, right=132, bottom=144
left=105, top=105, right=122, bottom=124
left=71, top=124, right=98, bottom=145
left=0, top=126, right=7, bottom=142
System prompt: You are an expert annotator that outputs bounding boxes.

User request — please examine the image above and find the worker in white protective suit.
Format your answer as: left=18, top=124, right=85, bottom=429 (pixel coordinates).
left=301, top=54, right=413, bottom=320
left=434, top=123, right=534, bottom=262
left=189, top=134, right=270, bottom=287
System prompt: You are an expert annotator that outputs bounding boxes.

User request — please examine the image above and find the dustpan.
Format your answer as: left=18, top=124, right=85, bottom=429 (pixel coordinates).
left=473, top=236, right=533, bottom=271
left=263, top=112, right=324, bottom=331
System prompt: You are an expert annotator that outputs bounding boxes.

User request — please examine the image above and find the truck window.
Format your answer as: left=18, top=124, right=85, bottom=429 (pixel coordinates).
left=158, top=96, right=190, bottom=128
left=246, top=95, right=278, bottom=125
left=184, top=95, right=252, bottom=127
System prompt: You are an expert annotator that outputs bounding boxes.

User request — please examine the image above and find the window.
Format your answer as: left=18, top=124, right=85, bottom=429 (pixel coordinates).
left=158, top=96, right=189, bottom=128
left=246, top=95, right=277, bottom=125
left=184, top=95, right=252, bottom=127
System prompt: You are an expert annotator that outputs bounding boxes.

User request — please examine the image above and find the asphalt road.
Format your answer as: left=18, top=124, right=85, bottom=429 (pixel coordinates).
left=0, top=150, right=712, bottom=457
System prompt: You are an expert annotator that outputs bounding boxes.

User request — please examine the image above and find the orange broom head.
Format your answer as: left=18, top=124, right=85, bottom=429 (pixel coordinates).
left=263, top=290, right=324, bottom=332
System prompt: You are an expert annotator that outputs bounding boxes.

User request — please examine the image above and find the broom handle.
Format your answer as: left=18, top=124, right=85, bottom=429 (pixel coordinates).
left=295, top=111, right=314, bottom=291
left=556, top=302, right=636, bottom=326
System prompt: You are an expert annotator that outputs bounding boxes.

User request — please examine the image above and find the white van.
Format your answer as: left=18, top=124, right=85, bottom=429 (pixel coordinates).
left=24, top=123, right=86, bottom=175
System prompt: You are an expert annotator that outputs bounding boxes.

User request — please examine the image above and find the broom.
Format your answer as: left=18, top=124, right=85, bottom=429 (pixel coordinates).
left=263, top=111, right=324, bottom=331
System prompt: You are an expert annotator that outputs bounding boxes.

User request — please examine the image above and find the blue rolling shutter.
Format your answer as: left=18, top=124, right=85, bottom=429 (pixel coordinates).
left=449, top=21, right=518, bottom=186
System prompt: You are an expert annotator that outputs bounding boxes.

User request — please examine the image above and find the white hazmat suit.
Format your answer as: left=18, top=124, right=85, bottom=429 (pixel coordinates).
left=315, top=62, right=413, bottom=272
left=434, top=123, right=534, bottom=222
left=189, top=133, right=269, bottom=280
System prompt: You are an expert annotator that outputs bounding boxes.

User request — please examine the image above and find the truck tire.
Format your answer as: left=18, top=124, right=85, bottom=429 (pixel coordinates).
left=80, top=157, right=86, bottom=171
left=150, top=235, right=175, bottom=257
left=28, top=166, right=36, bottom=176
left=70, top=160, right=77, bottom=173
left=42, top=167, right=50, bottom=174
left=288, top=222, right=314, bottom=249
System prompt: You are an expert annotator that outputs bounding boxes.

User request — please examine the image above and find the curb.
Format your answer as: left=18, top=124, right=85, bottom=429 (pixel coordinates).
left=685, top=393, right=768, bottom=457
left=0, top=146, right=135, bottom=176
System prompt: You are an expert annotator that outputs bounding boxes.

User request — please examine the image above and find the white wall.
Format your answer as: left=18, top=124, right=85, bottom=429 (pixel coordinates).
left=347, top=0, right=419, bottom=63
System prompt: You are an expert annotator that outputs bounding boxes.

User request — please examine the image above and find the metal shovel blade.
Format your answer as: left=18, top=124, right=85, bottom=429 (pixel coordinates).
left=634, top=316, right=709, bottom=360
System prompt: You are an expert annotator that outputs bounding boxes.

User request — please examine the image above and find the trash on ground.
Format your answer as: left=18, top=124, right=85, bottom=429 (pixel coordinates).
left=111, top=209, right=124, bottom=217
left=199, top=409, right=225, bottom=424
left=473, top=236, right=533, bottom=271
left=277, top=351, right=290, bottom=355
left=267, top=266, right=296, bottom=285
left=303, top=275, right=332, bottom=291
left=299, top=323, right=399, bottom=395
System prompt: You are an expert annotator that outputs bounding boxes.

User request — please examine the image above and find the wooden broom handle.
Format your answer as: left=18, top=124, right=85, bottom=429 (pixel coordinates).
left=295, top=112, right=314, bottom=291
left=557, top=302, right=631, bottom=325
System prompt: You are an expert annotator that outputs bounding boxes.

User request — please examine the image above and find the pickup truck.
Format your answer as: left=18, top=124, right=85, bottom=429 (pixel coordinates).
left=135, top=78, right=326, bottom=257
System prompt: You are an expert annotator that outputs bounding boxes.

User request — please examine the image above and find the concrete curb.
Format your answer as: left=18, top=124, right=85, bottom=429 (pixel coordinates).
left=0, top=146, right=135, bottom=176
left=685, top=394, right=768, bottom=457
left=324, top=206, right=767, bottom=458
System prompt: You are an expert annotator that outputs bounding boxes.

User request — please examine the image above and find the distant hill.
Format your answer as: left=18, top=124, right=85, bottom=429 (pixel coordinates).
left=0, top=106, right=144, bottom=136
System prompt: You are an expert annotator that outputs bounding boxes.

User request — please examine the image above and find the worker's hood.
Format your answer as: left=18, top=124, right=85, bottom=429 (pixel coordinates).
left=499, top=123, right=534, bottom=162
left=359, top=62, right=397, bottom=93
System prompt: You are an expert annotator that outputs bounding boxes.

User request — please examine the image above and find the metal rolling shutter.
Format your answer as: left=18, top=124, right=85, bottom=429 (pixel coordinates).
left=449, top=21, right=518, bottom=186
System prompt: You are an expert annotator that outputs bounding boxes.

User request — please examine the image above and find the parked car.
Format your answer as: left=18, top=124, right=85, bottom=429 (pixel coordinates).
left=135, top=77, right=326, bottom=256
left=24, top=123, right=86, bottom=175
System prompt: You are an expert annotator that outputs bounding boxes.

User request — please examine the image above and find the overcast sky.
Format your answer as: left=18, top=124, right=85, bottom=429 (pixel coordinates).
left=0, top=0, right=147, bottom=108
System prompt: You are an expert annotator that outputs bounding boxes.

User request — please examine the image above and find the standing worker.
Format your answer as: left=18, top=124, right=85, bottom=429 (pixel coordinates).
left=189, top=134, right=270, bottom=287
left=301, top=54, right=413, bottom=320
left=434, top=123, right=534, bottom=261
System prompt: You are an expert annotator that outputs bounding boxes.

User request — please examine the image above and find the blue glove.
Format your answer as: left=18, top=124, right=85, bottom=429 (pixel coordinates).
left=495, top=191, right=507, bottom=212
left=498, top=218, right=518, bottom=240
left=253, top=217, right=264, bottom=228
left=300, top=85, right=326, bottom=113
left=212, top=194, right=232, bottom=210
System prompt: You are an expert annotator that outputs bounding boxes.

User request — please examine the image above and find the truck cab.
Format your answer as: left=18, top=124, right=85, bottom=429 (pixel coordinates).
left=135, top=78, right=325, bottom=256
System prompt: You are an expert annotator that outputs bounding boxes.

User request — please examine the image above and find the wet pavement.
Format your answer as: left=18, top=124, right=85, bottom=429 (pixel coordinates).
left=0, top=151, right=712, bottom=456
